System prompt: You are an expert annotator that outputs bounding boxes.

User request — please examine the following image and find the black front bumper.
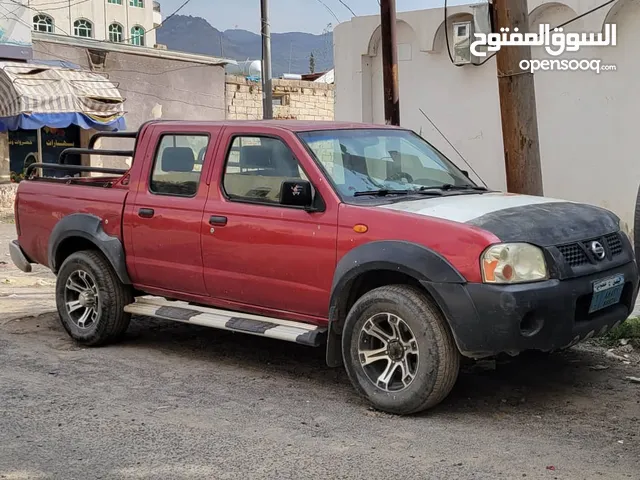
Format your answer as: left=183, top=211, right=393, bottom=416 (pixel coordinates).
left=424, top=260, right=639, bottom=358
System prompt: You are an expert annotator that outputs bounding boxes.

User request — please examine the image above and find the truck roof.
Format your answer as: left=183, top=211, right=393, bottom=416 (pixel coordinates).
left=143, top=119, right=403, bottom=133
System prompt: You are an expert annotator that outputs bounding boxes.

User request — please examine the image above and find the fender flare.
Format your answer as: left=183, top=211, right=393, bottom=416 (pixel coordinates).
left=48, top=213, right=131, bottom=285
left=326, top=240, right=465, bottom=367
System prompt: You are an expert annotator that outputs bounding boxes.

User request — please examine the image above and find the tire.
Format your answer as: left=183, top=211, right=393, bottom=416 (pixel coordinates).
left=634, top=183, right=640, bottom=270
left=342, top=285, right=460, bottom=415
left=55, top=250, right=133, bottom=346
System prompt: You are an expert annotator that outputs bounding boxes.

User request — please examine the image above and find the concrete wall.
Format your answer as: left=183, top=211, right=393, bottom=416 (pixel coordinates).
left=333, top=0, right=639, bottom=235
left=30, top=0, right=158, bottom=46
left=31, top=37, right=226, bottom=169
left=226, top=75, right=335, bottom=121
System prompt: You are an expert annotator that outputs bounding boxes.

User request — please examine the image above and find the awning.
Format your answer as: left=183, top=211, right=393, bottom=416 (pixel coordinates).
left=0, top=61, right=126, bottom=132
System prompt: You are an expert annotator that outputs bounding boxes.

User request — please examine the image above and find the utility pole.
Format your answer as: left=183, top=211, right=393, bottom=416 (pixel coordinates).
left=492, top=0, right=543, bottom=195
left=380, top=0, right=400, bottom=126
left=260, top=0, right=273, bottom=119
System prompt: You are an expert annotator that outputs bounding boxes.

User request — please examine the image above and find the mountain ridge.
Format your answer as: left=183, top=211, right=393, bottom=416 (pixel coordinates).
left=156, top=15, right=334, bottom=77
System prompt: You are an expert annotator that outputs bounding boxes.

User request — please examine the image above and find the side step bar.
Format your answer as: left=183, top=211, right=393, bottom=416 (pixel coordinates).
left=124, top=297, right=327, bottom=347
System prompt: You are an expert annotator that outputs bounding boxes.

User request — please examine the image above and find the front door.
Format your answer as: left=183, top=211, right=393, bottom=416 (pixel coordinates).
left=201, top=130, right=339, bottom=319
left=128, top=129, right=214, bottom=296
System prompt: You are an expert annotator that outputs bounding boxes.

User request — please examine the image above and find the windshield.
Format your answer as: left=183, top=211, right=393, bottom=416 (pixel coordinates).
left=297, top=129, right=476, bottom=198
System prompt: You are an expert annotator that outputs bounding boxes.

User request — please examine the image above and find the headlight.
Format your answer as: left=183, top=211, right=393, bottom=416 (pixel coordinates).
left=481, top=243, right=548, bottom=284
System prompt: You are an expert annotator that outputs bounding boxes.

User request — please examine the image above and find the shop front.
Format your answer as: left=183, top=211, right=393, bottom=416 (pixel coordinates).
left=0, top=61, right=125, bottom=181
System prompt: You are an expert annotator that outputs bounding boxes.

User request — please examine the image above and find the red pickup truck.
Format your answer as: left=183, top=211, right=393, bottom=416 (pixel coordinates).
left=9, top=120, right=639, bottom=415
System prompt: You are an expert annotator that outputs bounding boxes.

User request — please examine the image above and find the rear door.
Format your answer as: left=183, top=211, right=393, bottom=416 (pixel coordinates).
left=201, top=127, right=340, bottom=319
left=125, top=125, right=218, bottom=296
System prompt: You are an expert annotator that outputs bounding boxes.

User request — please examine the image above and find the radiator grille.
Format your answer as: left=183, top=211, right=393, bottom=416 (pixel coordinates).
left=557, top=233, right=624, bottom=267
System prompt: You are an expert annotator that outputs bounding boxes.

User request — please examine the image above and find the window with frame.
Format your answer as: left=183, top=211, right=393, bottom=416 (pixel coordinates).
left=33, top=14, right=54, bottom=33
left=130, top=0, right=144, bottom=7
left=108, top=23, right=123, bottom=42
left=150, top=134, right=210, bottom=197
left=73, top=19, right=93, bottom=38
left=108, top=0, right=122, bottom=4
left=223, top=136, right=308, bottom=205
left=130, top=25, right=145, bottom=46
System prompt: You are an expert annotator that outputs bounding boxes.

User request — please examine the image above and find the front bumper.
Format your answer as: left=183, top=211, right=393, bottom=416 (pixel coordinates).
left=9, top=240, right=32, bottom=273
left=425, top=260, right=639, bottom=358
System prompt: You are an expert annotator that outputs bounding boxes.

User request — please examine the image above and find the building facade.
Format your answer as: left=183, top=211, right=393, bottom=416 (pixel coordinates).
left=0, top=31, right=229, bottom=184
left=28, top=0, right=162, bottom=48
left=333, top=0, right=639, bottom=235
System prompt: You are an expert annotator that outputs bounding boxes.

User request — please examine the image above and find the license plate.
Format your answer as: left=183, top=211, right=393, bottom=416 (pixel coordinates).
left=589, top=274, right=625, bottom=313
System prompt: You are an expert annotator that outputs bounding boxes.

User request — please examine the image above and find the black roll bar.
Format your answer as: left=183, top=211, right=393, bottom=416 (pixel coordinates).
left=25, top=163, right=128, bottom=178
left=59, top=148, right=134, bottom=165
left=88, top=131, right=138, bottom=149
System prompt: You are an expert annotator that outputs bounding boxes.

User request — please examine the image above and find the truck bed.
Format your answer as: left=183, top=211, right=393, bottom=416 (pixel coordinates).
left=15, top=178, right=129, bottom=267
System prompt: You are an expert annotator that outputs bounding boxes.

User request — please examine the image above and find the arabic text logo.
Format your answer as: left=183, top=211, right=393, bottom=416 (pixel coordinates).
left=470, top=23, right=617, bottom=58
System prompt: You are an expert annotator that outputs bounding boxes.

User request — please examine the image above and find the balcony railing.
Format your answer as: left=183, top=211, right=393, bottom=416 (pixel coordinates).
left=152, top=1, right=161, bottom=12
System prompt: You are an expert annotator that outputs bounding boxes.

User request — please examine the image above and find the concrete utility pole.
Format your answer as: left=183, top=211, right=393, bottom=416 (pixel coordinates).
left=260, top=0, right=273, bottom=119
left=380, top=0, right=400, bottom=126
left=492, top=0, right=543, bottom=195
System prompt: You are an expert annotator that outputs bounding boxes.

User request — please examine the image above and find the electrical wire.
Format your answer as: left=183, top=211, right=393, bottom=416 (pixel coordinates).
left=335, top=0, right=356, bottom=17
left=119, top=0, right=194, bottom=44
left=4, top=0, right=73, bottom=35
left=443, top=0, right=617, bottom=68
left=418, top=108, right=487, bottom=187
left=314, top=0, right=340, bottom=23
left=9, top=0, right=92, bottom=12
left=30, top=46, right=227, bottom=110
left=443, top=0, right=462, bottom=67
left=10, top=0, right=196, bottom=48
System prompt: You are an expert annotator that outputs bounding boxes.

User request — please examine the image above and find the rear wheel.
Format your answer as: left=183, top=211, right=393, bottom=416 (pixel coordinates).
left=55, top=250, right=133, bottom=346
left=342, top=285, right=460, bottom=415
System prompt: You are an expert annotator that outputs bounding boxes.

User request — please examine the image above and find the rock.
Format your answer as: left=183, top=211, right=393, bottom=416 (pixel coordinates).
left=589, top=364, right=609, bottom=371
left=605, top=350, right=627, bottom=362
left=625, top=376, right=640, bottom=384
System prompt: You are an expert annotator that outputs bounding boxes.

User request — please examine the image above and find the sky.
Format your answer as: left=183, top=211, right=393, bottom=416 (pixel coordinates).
left=158, top=0, right=469, bottom=34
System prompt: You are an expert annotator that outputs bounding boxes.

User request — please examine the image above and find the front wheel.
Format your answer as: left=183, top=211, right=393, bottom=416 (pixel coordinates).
left=342, top=285, right=460, bottom=415
left=55, top=250, right=133, bottom=346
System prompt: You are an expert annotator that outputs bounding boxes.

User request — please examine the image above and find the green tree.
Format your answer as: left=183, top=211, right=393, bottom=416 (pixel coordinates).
left=309, top=52, right=316, bottom=74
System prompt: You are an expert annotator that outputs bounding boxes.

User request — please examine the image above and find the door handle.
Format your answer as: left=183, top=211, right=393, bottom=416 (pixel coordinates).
left=209, top=215, right=227, bottom=226
left=138, top=208, right=155, bottom=218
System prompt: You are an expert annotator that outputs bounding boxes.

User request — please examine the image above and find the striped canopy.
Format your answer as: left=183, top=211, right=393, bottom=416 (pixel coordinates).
left=0, top=61, right=126, bottom=131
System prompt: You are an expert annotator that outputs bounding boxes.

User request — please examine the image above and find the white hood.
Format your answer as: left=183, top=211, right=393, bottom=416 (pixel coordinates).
left=378, top=192, right=570, bottom=224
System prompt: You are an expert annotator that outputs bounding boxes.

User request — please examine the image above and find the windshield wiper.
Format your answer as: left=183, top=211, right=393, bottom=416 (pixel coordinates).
left=420, top=184, right=488, bottom=192
left=354, top=188, right=444, bottom=197
left=354, top=189, right=409, bottom=197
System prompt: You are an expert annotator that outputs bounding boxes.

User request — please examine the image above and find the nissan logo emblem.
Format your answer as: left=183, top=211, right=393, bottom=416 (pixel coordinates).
left=590, top=241, right=606, bottom=260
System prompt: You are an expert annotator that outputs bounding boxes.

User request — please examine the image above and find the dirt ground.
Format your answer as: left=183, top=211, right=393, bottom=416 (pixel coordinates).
left=1, top=221, right=639, bottom=480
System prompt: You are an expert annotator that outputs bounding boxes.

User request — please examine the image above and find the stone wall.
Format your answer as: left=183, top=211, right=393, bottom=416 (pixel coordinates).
left=226, top=75, right=334, bottom=121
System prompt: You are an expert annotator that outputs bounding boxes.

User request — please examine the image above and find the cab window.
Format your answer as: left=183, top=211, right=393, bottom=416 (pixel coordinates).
left=222, top=136, right=308, bottom=204
left=149, top=134, right=209, bottom=197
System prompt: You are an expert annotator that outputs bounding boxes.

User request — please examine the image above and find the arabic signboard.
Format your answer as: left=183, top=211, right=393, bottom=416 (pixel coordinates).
left=9, top=126, right=80, bottom=177
left=0, top=0, right=32, bottom=60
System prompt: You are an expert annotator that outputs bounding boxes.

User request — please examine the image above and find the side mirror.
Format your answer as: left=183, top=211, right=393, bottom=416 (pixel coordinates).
left=280, top=179, right=313, bottom=209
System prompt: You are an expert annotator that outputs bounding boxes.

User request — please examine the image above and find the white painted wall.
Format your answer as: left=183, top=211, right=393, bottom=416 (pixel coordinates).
left=334, top=0, right=640, bottom=234
left=28, top=0, right=157, bottom=46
